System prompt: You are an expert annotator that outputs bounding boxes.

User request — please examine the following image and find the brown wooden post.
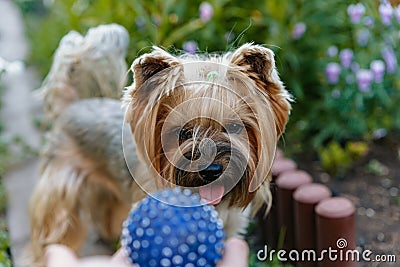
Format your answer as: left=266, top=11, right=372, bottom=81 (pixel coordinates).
left=316, top=197, right=357, bottom=267
left=255, top=156, right=297, bottom=249
left=276, top=170, right=312, bottom=252
left=293, top=183, right=332, bottom=267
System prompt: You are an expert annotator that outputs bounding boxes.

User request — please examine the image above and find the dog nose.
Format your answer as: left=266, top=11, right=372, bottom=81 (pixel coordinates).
left=199, top=164, right=223, bottom=181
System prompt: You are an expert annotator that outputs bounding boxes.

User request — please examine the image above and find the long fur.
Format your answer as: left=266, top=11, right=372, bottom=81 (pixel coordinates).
left=124, top=44, right=292, bottom=214
left=24, top=24, right=133, bottom=267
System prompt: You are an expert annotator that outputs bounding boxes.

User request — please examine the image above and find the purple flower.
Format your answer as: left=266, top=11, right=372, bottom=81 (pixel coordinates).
left=292, top=22, right=307, bottom=40
left=327, top=46, right=338, bottom=57
left=356, top=69, right=373, bottom=92
left=394, top=6, right=400, bottom=24
left=135, top=17, right=146, bottom=30
left=339, top=49, right=354, bottom=69
left=363, top=16, right=375, bottom=27
left=151, top=14, right=161, bottom=27
left=382, top=46, right=397, bottom=73
left=379, top=2, right=393, bottom=25
left=347, top=3, right=365, bottom=24
left=326, top=63, right=341, bottom=84
left=356, top=29, right=370, bottom=47
left=373, top=128, right=387, bottom=139
left=199, top=2, right=214, bottom=22
left=183, top=41, right=198, bottom=54
left=370, top=60, right=385, bottom=83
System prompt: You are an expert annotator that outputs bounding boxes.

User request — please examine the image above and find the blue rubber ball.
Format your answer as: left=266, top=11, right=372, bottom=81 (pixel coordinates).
left=121, top=188, right=226, bottom=267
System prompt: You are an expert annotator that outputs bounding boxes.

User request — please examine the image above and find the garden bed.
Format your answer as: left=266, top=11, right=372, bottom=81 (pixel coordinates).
left=296, top=133, right=400, bottom=259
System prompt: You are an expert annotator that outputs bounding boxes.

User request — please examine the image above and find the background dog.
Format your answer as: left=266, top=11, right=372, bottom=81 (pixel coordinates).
left=26, top=23, right=291, bottom=266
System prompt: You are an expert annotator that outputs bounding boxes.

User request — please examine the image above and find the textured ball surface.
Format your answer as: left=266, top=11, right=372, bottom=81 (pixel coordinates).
left=121, top=188, right=225, bottom=267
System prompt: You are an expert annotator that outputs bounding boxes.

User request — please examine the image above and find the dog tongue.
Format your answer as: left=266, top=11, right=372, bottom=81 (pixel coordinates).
left=199, top=185, right=225, bottom=205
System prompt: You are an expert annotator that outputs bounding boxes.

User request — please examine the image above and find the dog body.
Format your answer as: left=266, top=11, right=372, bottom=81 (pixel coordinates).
left=26, top=24, right=291, bottom=266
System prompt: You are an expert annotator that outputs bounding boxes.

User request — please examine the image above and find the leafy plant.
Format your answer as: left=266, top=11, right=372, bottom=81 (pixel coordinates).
left=319, top=1, right=400, bottom=146
left=366, top=159, right=389, bottom=176
left=0, top=60, right=16, bottom=267
left=17, top=0, right=269, bottom=76
left=247, top=221, right=291, bottom=267
left=0, top=182, right=7, bottom=215
left=319, top=140, right=368, bottom=177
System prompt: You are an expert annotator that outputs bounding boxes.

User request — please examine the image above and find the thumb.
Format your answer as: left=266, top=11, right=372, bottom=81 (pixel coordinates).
left=218, top=237, right=249, bottom=267
left=45, top=245, right=78, bottom=267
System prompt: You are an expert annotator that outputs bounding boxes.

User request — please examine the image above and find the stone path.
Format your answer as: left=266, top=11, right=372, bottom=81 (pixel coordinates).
left=0, top=1, right=42, bottom=265
left=0, top=1, right=111, bottom=266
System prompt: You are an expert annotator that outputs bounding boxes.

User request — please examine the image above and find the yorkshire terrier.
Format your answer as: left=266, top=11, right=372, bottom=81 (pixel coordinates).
left=26, top=24, right=291, bottom=266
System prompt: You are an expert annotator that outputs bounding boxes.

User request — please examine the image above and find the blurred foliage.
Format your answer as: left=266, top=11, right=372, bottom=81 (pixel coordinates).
left=0, top=182, right=7, bottom=215
left=249, top=252, right=290, bottom=267
left=15, top=0, right=400, bottom=175
left=366, top=159, right=390, bottom=176
left=247, top=221, right=291, bottom=266
left=0, top=79, right=13, bottom=267
left=319, top=141, right=368, bottom=177
left=320, top=1, right=400, bottom=146
left=0, top=229, right=11, bottom=267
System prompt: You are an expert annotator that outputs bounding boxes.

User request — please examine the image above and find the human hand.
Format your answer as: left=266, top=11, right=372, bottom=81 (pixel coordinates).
left=46, top=245, right=132, bottom=267
left=46, top=237, right=248, bottom=267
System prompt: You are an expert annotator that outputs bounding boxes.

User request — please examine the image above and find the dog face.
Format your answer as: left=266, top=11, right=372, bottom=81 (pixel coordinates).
left=124, top=44, right=291, bottom=208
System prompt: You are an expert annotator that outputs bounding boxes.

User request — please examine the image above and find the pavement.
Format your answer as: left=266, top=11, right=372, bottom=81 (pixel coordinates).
left=0, top=1, right=111, bottom=266
left=0, top=0, right=42, bottom=265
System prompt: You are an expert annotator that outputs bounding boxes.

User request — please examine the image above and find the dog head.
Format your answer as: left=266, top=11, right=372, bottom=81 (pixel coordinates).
left=124, top=44, right=291, bottom=208
left=40, top=24, right=129, bottom=120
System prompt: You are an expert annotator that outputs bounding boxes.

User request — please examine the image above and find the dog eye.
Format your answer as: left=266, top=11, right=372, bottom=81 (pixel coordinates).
left=177, top=128, right=192, bottom=142
left=225, top=123, right=244, bottom=134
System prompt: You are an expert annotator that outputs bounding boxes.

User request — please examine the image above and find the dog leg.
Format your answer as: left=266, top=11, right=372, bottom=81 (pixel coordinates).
left=86, top=182, right=131, bottom=242
left=23, top=158, right=88, bottom=267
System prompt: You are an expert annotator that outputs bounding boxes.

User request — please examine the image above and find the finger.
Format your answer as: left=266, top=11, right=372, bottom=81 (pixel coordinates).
left=217, top=237, right=249, bottom=267
left=79, top=256, right=125, bottom=267
left=111, top=248, right=132, bottom=266
left=45, top=245, right=78, bottom=267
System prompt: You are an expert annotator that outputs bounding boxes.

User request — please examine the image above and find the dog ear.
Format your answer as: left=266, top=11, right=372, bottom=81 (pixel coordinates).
left=124, top=47, right=183, bottom=151
left=131, top=47, right=181, bottom=92
left=230, top=43, right=292, bottom=137
left=124, top=46, right=182, bottom=124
